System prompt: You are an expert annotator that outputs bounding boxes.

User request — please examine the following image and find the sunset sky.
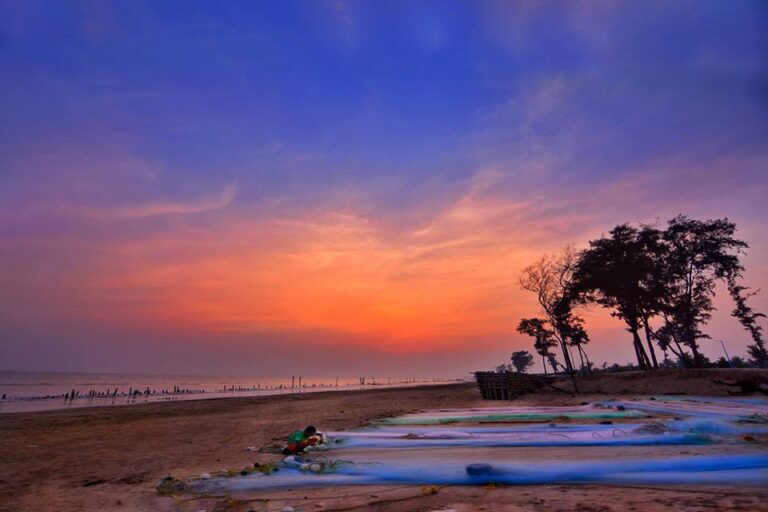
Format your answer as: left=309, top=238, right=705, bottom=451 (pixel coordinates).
left=1, top=1, right=767, bottom=377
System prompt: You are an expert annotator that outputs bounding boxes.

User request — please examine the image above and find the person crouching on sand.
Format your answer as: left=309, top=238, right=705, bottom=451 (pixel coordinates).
left=282, top=425, right=324, bottom=455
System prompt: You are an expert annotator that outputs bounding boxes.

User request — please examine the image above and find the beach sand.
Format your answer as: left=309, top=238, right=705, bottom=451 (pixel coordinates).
left=1, top=381, right=767, bottom=512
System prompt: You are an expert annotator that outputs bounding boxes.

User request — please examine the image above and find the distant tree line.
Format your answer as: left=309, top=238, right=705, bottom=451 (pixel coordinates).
left=514, top=215, right=767, bottom=372
left=496, top=351, right=535, bottom=374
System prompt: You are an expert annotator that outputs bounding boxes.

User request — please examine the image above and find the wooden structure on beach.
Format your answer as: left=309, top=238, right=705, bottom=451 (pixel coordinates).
left=474, top=371, right=550, bottom=400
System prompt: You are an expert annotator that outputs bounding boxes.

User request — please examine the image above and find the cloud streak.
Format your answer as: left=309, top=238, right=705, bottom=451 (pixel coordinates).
left=75, top=183, right=238, bottom=219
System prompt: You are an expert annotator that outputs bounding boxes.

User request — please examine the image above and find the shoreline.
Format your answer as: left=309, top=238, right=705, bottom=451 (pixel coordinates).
left=4, top=367, right=764, bottom=415
left=0, top=379, right=463, bottom=414
left=0, top=381, right=472, bottom=420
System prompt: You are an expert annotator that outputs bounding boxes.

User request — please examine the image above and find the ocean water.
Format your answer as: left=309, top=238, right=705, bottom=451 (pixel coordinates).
left=0, top=371, right=456, bottom=414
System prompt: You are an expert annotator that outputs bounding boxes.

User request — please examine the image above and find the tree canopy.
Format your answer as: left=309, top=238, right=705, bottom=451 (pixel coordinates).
left=519, top=245, right=590, bottom=374
left=511, top=350, right=535, bottom=373
left=516, top=318, right=559, bottom=374
left=516, top=215, right=765, bottom=371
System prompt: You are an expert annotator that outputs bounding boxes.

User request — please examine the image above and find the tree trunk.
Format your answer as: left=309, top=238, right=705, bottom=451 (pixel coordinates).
left=641, top=316, right=659, bottom=369
left=576, top=345, right=586, bottom=373
left=637, top=335, right=652, bottom=369
left=630, top=326, right=650, bottom=370
left=557, top=331, right=574, bottom=373
left=689, top=341, right=703, bottom=367
left=568, top=345, right=579, bottom=372
left=669, top=340, right=690, bottom=368
left=579, top=345, right=592, bottom=373
left=682, top=322, right=704, bottom=367
left=548, top=355, right=559, bottom=374
left=556, top=330, right=579, bottom=393
left=632, top=335, right=645, bottom=369
left=681, top=287, right=703, bottom=367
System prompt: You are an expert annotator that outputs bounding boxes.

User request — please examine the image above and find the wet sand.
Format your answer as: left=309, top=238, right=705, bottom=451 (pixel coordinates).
left=1, top=382, right=767, bottom=511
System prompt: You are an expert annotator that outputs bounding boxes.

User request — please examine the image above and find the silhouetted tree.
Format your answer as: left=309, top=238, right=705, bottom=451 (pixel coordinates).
left=729, top=356, right=750, bottom=368
left=511, top=350, right=535, bottom=373
left=521, top=215, right=760, bottom=372
left=517, top=318, right=558, bottom=374
left=546, top=353, right=560, bottom=372
left=635, top=224, right=669, bottom=368
left=660, top=216, right=748, bottom=367
left=519, top=245, right=589, bottom=376
left=571, top=225, right=656, bottom=369
left=653, top=317, right=693, bottom=367
left=562, top=315, right=592, bottom=373
left=728, top=281, right=767, bottom=368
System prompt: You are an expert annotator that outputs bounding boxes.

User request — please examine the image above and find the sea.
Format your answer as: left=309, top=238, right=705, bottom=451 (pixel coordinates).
left=0, top=371, right=458, bottom=414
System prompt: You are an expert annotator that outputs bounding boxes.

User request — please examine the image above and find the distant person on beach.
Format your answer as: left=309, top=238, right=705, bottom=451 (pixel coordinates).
left=282, top=425, right=324, bottom=455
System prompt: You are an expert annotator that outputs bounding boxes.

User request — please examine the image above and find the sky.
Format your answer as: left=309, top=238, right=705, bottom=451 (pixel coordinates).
left=1, top=1, right=767, bottom=378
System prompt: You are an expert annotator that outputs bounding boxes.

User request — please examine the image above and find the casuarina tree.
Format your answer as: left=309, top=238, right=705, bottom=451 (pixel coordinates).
left=516, top=318, right=559, bottom=374
left=511, top=350, right=535, bottom=373
left=634, top=224, right=669, bottom=368
left=727, top=281, right=767, bottom=368
left=519, top=215, right=760, bottom=371
left=571, top=224, right=658, bottom=369
left=653, top=317, right=693, bottom=367
left=659, top=216, right=748, bottom=367
left=561, top=314, right=592, bottom=373
left=519, top=245, right=590, bottom=375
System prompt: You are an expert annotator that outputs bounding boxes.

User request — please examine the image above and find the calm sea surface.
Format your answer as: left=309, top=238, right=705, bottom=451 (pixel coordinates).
left=0, top=371, right=458, bottom=413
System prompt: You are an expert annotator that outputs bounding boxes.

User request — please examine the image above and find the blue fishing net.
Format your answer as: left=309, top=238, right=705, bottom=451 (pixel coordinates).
left=188, top=396, right=768, bottom=494
left=330, top=432, right=712, bottom=449
left=195, top=454, right=768, bottom=492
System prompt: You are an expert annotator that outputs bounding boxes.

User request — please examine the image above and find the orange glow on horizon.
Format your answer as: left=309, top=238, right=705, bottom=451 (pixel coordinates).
left=51, top=173, right=599, bottom=351
left=6, top=168, right=762, bottom=361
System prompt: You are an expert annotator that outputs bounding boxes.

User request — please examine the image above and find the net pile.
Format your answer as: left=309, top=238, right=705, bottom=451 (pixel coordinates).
left=189, top=396, right=768, bottom=493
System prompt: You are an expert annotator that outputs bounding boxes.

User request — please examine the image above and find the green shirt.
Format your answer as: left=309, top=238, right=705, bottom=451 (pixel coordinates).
left=288, top=430, right=306, bottom=444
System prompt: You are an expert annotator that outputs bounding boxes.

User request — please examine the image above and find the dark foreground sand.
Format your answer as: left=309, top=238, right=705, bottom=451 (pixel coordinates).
left=1, top=373, right=767, bottom=512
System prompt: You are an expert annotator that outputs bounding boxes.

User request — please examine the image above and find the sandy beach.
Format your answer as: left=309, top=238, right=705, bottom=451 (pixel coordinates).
left=2, top=379, right=767, bottom=512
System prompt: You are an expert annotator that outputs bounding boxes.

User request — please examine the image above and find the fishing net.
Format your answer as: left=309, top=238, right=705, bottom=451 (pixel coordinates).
left=190, top=453, right=768, bottom=492
left=175, top=396, right=768, bottom=496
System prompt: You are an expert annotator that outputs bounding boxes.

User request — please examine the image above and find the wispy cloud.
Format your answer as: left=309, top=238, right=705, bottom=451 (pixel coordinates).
left=75, top=183, right=238, bottom=219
